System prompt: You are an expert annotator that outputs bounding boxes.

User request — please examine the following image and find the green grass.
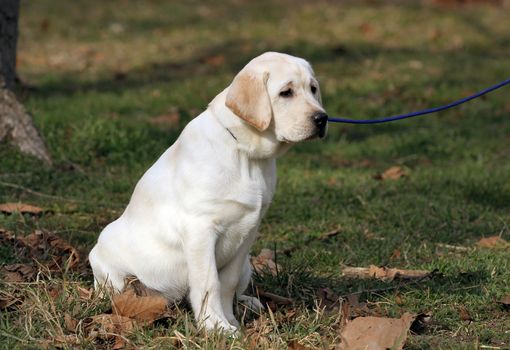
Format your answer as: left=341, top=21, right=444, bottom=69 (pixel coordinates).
left=1, top=0, right=509, bottom=348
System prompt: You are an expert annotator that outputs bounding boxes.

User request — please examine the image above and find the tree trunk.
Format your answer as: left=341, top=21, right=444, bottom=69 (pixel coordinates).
left=0, top=0, right=19, bottom=90
left=0, top=0, right=52, bottom=165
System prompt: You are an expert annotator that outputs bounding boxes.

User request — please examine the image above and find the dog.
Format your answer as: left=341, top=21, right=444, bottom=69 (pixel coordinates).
left=89, top=52, right=328, bottom=332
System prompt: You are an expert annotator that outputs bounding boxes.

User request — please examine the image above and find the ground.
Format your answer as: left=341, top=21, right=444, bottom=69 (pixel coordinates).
left=1, top=0, right=509, bottom=349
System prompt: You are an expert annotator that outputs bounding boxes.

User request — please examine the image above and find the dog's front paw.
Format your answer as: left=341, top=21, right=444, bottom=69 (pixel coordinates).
left=226, top=316, right=240, bottom=328
left=238, top=295, right=265, bottom=313
left=202, top=315, right=239, bottom=334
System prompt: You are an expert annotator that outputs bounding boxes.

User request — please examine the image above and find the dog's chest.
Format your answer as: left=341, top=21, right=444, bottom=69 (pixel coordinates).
left=214, top=160, right=276, bottom=268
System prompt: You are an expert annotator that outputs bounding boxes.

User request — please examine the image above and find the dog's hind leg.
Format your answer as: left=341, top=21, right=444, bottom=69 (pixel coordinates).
left=236, top=257, right=264, bottom=313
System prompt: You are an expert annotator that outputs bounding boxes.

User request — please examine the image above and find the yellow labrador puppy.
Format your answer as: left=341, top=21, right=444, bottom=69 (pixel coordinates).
left=89, top=52, right=328, bottom=332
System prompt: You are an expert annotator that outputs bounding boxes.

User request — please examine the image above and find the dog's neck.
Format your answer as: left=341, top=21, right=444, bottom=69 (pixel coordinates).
left=209, top=88, right=291, bottom=159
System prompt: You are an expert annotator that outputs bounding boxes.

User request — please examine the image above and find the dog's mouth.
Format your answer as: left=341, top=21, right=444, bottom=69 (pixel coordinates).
left=278, top=125, right=328, bottom=143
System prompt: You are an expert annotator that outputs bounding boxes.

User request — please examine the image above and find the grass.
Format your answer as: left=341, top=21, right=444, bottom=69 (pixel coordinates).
left=1, top=0, right=509, bottom=348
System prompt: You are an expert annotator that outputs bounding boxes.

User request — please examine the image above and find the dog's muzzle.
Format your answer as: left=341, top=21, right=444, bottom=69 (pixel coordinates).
left=312, top=111, right=328, bottom=138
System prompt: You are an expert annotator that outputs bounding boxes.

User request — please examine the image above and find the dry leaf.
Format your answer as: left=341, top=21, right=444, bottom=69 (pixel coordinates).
left=251, top=249, right=280, bottom=276
left=476, top=236, right=509, bottom=249
left=459, top=305, right=473, bottom=322
left=76, top=285, right=94, bottom=300
left=203, top=54, right=225, bottom=67
left=0, top=203, right=44, bottom=215
left=149, top=110, right=180, bottom=128
left=2, top=263, right=37, bottom=282
left=0, top=292, right=21, bottom=310
left=344, top=294, right=371, bottom=319
left=85, top=313, right=136, bottom=336
left=112, top=336, right=128, bottom=350
left=53, top=334, right=80, bottom=346
left=338, top=312, right=416, bottom=350
left=390, top=249, right=401, bottom=260
left=317, top=287, right=340, bottom=310
left=497, top=294, right=510, bottom=310
left=288, top=340, right=314, bottom=350
left=342, top=265, right=430, bottom=281
left=124, top=276, right=163, bottom=297
left=17, top=230, right=81, bottom=270
left=374, top=166, right=407, bottom=180
left=112, top=289, right=168, bottom=323
left=64, top=313, right=78, bottom=332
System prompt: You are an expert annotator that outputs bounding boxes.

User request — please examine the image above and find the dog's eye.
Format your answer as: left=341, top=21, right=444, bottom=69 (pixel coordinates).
left=311, top=85, right=317, bottom=94
left=279, top=88, right=293, bottom=98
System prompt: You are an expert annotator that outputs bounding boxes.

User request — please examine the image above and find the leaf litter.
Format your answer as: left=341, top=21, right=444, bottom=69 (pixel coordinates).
left=251, top=248, right=281, bottom=276
left=0, top=202, right=45, bottom=215
left=342, top=265, right=431, bottom=281
left=476, top=235, right=509, bottom=249
left=337, top=312, right=416, bottom=350
left=374, top=166, right=408, bottom=180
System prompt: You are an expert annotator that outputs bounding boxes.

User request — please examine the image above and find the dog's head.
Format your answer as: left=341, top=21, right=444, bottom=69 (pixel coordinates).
left=225, top=52, right=327, bottom=143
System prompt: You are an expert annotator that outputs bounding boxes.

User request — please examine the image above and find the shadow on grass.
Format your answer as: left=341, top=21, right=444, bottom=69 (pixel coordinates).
left=253, top=260, right=491, bottom=310
left=28, top=37, right=508, bottom=99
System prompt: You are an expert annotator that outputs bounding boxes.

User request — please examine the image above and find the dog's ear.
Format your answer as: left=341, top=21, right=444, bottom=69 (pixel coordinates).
left=225, top=70, right=272, bottom=131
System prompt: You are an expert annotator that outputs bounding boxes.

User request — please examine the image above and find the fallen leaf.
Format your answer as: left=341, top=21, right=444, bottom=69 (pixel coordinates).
left=344, top=293, right=371, bottom=318
left=40, top=18, right=50, bottom=32
left=359, top=22, right=374, bottom=37
left=346, top=293, right=360, bottom=308
left=459, top=305, right=473, bottom=322
left=374, top=166, right=407, bottom=180
left=84, top=313, right=136, bottom=336
left=497, top=294, right=510, bottom=310
left=342, top=265, right=431, bottom=281
left=112, top=289, right=168, bottom=323
left=0, top=203, right=44, bottom=215
left=124, top=276, right=164, bottom=297
left=149, top=110, right=180, bottom=128
left=338, top=312, right=416, bottom=350
left=288, top=340, right=314, bottom=350
left=112, top=336, right=128, bottom=350
left=203, top=54, right=225, bottom=67
left=251, top=249, right=280, bottom=276
left=390, top=249, right=401, bottom=260
left=0, top=291, right=22, bottom=310
left=2, top=263, right=37, bottom=282
left=64, top=313, right=78, bottom=332
left=76, top=285, right=94, bottom=300
left=317, top=287, right=340, bottom=310
left=16, top=230, right=81, bottom=270
left=53, top=334, right=80, bottom=346
left=476, top=236, right=509, bottom=249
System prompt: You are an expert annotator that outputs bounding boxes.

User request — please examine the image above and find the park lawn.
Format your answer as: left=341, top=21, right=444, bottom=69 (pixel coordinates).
left=1, top=0, right=509, bottom=348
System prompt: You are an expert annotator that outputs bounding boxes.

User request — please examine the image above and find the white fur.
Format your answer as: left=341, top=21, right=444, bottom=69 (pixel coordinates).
left=89, top=52, right=327, bottom=332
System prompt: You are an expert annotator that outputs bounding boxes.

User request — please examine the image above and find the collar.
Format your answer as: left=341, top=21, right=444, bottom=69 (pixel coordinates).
left=225, top=127, right=238, bottom=142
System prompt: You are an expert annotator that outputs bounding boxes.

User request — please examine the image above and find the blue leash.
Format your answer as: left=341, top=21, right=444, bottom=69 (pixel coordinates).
left=328, top=77, right=510, bottom=124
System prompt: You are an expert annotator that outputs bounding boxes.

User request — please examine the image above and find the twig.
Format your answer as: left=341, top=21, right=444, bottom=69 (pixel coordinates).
left=436, top=243, right=470, bottom=252
left=0, top=180, right=123, bottom=208
left=342, top=265, right=431, bottom=281
left=339, top=272, right=436, bottom=299
left=282, top=227, right=342, bottom=255
left=0, top=180, right=82, bottom=202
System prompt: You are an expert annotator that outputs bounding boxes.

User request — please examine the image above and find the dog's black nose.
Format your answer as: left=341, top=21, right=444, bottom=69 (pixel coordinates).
left=312, top=112, right=328, bottom=128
